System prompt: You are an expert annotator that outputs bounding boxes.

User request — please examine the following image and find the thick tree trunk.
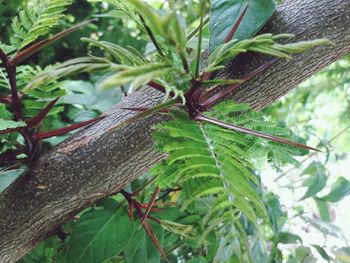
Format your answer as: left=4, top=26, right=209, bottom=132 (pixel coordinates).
left=0, top=0, right=349, bottom=261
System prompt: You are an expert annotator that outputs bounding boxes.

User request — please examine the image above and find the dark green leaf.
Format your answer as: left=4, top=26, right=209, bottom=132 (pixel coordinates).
left=209, top=0, right=275, bottom=52
left=277, top=232, right=302, bottom=244
left=18, top=237, right=62, bottom=263
left=124, top=221, right=164, bottom=263
left=64, top=202, right=134, bottom=263
left=265, top=193, right=284, bottom=232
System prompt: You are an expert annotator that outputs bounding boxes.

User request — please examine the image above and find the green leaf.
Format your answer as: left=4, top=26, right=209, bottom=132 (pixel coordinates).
left=0, top=104, right=13, bottom=119
left=265, top=193, right=284, bottom=232
left=64, top=201, right=134, bottom=263
left=209, top=0, right=276, bottom=52
left=0, top=42, right=16, bottom=54
left=300, top=162, right=327, bottom=200
left=314, top=197, right=330, bottom=222
left=276, top=232, right=302, bottom=244
left=10, top=0, right=74, bottom=49
left=0, top=118, right=26, bottom=131
left=124, top=222, right=164, bottom=263
left=311, top=245, right=330, bottom=262
left=24, top=57, right=111, bottom=93
left=99, top=63, right=174, bottom=92
left=18, top=236, right=62, bottom=263
left=206, top=34, right=330, bottom=71
left=320, top=177, right=350, bottom=202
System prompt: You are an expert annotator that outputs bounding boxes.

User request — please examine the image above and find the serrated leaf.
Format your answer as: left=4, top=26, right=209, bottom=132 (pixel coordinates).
left=0, top=118, right=26, bottom=131
left=64, top=201, right=134, bottom=263
left=99, top=63, right=173, bottom=92
left=10, top=0, right=73, bottom=49
left=209, top=0, right=276, bottom=52
left=320, top=177, right=350, bottom=202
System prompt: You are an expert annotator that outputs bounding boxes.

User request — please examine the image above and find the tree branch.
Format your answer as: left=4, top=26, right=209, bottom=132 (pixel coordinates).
left=0, top=0, right=349, bottom=261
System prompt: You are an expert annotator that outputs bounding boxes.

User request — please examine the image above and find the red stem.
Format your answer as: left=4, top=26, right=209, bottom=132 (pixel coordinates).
left=224, top=4, right=249, bottom=43
left=140, top=187, right=160, bottom=226
left=33, top=117, right=104, bottom=140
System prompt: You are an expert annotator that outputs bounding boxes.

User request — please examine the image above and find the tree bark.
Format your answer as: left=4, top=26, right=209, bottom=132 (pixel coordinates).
left=1, top=0, right=349, bottom=261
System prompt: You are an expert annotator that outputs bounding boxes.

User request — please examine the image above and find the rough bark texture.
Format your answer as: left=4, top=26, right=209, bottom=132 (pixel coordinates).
left=0, top=0, right=349, bottom=261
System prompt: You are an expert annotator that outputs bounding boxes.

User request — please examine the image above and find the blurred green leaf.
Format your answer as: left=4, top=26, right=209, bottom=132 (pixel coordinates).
left=18, top=236, right=62, bottom=263
left=0, top=119, right=26, bottom=131
left=334, top=247, right=350, bottom=263
left=320, top=177, right=350, bottom=202
left=302, top=217, right=347, bottom=240
left=300, top=162, right=327, bottom=200
left=314, top=197, right=330, bottom=222
left=311, top=245, right=330, bottom=262
left=124, top=221, right=164, bottom=263
left=277, top=232, right=302, bottom=244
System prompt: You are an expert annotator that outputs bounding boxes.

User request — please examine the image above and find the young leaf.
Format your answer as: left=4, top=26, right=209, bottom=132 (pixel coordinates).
left=63, top=202, right=134, bottom=263
left=98, top=63, right=174, bottom=92
left=209, top=0, right=276, bottom=52
left=24, top=57, right=111, bottom=92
